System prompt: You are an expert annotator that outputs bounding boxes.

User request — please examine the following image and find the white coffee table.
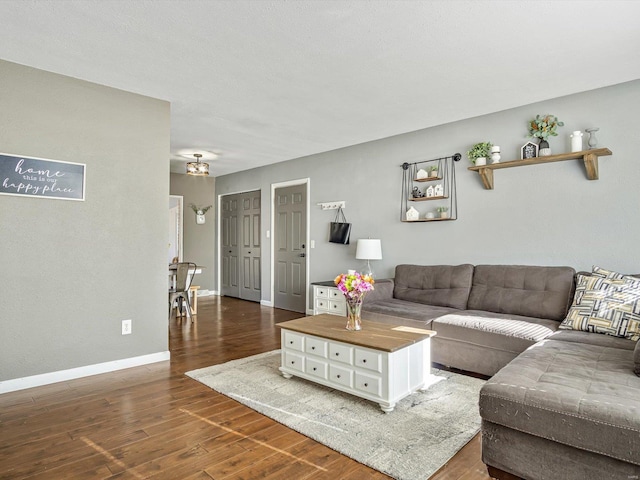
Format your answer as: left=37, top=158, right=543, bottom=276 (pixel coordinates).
left=276, top=314, right=436, bottom=413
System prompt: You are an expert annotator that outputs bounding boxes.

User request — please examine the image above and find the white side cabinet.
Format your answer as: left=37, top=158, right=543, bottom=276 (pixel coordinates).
left=313, top=283, right=346, bottom=316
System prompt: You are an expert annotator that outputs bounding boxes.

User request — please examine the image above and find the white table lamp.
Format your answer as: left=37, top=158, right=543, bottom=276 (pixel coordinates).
left=355, top=239, right=382, bottom=277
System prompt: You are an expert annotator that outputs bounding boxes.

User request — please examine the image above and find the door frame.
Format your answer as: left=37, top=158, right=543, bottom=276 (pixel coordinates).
left=270, top=178, right=310, bottom=311
left=169, top=194, right=184, bottom=263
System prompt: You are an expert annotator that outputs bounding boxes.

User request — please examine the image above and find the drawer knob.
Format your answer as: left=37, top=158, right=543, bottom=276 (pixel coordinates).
left=311, top=346, right=315, bottom=350
left=291, top=361, right=295, bottom=365
left=335, top=352, right=339, bottom=356
left=313, top=367, right=317, bottom=371
left=336, top=374, right=341, bottom=379
left=362, top=359, right=367, bottom=363
left=364, top=383, right=368, bottom=387
left=289, top=340, right=293, bottom=344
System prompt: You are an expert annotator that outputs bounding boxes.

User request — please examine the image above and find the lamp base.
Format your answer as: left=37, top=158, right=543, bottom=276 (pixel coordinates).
left=361, top=261, right=374, bottom=278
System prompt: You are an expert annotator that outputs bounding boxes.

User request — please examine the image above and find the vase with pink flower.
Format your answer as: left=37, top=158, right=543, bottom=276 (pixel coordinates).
left=334, top=272, right=375, bottom=331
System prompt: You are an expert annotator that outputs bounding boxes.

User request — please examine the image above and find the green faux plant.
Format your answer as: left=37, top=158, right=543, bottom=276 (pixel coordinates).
left=437, top=206, right=449, bottom=213
left=429, top=165, right=438, bottom=172
left=467, top=142, right=493, bottom=164
left=527, top=114, right=564, bottom=140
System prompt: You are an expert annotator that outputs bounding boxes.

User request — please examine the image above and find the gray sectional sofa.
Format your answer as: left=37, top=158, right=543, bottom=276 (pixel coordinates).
left=362, top=264, right=640, bottom=480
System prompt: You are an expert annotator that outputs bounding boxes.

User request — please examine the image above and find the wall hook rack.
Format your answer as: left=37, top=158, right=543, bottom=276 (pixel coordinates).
left=317, top=201, right=346, bottom=210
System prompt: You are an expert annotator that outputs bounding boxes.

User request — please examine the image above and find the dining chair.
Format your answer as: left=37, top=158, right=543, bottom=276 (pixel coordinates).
left=169, top=262, right=197, bottom=321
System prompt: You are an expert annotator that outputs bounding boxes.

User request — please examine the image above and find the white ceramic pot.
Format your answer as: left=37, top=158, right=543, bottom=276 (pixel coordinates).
left=475, top=157, right=487, bottom=166
left=440, top=212, right=449, bottom=219
left=430, top=170, right=438, bottom=178
left=490, top=153, right=501, bottom=164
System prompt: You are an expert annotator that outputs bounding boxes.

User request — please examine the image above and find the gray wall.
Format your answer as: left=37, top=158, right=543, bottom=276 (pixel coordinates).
left=170, top=173, right=216, bottom=291
left=0, top=60, right=170, bottom=381
left=214, top=80, right=640, bottom=307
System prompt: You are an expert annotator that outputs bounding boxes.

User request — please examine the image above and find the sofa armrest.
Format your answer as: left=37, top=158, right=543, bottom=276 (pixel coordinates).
left=364, top=278, right=394, bottom=304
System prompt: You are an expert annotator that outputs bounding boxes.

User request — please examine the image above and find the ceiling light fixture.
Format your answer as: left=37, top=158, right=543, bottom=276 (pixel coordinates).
left=186, top=153, right=209, bottom=176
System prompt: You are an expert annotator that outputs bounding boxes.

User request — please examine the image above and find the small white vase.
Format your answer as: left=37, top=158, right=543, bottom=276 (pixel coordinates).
left=440, top=212, right=449, bottom=219
left=490, top=153, right=501, bottom=164
left=475, top=157, right=487, bottom=166
left=570, top=131, right=583, bottom=152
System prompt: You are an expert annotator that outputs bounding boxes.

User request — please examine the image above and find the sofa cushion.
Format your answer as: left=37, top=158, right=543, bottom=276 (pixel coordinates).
left=548, top=329, right=636, bottom=350
left=362, top=298, right=457, bottom=326
left=480, top=339, right=640, bottom=466
left=467, top=265, right=576, bottom=321
left=433, top=311, right=559, bottom=355
left=559, top=274, right=640, bottom=341
left=393, top=264, right=474, bottom=310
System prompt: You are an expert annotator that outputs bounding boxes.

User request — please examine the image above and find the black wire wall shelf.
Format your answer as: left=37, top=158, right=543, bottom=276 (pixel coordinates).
left=400, top=153, right=461, bottom=223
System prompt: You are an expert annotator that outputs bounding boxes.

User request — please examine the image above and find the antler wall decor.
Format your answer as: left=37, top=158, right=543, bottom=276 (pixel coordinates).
left=189, top=204, right=213, bottom=225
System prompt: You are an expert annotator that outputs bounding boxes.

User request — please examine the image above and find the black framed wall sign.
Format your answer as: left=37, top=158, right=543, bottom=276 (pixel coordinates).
left=0, top=153, right=86, bottom=201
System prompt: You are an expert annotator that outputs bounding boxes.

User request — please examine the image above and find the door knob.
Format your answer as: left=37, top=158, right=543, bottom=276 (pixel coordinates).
left=299, top=253, right=306, bottom=257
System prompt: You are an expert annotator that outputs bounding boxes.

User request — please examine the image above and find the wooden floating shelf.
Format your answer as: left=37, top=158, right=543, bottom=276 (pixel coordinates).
left=402, top=217, right=454, bottom=223
left=467, top=148, right=612, bottom=190
left=414, top=176, right=442, bottom=182
left=410, top=195, right=448, bottom=202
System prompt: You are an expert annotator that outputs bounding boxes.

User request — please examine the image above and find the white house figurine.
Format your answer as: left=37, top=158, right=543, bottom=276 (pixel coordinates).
left=406, top=206, right=419, bottom=221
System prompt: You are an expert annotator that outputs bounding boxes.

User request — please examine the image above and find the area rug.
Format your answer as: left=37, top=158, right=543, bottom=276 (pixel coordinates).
left=186, top=350, right=485, bottom=480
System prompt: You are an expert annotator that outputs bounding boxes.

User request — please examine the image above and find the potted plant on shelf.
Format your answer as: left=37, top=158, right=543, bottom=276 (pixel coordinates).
left=467, top=142, right=493, bottom=166
left=429, top=165, right=439, bottom=178
left=527, top=114, right=564, bottom=156
left=437, top=206, right=449, bottom=219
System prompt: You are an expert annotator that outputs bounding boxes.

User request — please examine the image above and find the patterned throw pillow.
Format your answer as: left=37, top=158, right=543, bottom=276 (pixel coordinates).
left=559, top=273, right=640, bottom=341
left=591, top=265, right=635, bottom=280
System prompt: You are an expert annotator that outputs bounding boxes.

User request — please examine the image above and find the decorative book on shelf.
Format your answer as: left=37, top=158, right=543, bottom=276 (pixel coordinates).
left=400, top=153, right=461, bottom=222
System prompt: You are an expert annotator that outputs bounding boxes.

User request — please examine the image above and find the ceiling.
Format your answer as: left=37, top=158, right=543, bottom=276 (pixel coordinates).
left=0, top=1, right=639, bottom=177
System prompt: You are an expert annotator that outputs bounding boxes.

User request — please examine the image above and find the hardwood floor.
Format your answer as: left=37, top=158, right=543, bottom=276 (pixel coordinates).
left=0, top=296, right=491, bottom=479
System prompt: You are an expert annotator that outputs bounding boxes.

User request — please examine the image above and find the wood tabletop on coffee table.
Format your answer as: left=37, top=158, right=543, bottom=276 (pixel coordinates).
left=276, top=314, right=436, bottom=352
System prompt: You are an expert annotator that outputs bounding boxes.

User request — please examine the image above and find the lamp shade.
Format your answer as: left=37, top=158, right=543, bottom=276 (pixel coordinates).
left=355, top=239, right=382, bottom=260
left=186, top=153, right=209, bottom=176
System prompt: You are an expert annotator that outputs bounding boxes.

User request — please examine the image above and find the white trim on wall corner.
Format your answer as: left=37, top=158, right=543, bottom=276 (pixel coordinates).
left=306, top=308, right=314, bottom=316
left=260, top=300, right=273, bottom=307
left=0, top=351, right=170, bottom=394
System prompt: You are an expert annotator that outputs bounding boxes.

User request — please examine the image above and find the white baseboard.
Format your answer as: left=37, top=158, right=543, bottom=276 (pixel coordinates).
left=210, top=290, right=220, bottom=296
left=306, top=308, right=315, bottom=316
left=0, top=351, right=170, bottom=395
left=260, top=300, right=273, bottom=307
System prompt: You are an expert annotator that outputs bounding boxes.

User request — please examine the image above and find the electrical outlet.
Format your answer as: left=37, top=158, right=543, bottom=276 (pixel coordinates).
left=122, top=319, right=132, bottom=335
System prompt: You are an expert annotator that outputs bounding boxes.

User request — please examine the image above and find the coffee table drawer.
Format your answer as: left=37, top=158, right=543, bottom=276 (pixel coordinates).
left=329, top=343, right=353, bottom=365
left=355, top=372, right=382, bottom=398
left=329, top=365, right=353, bottom=388
left=283, top=331, right=304, bottom=352
left=284, top=352, right=305, bottom=372
left=305, top=337, right=328, bottom=357
left=355, top=348, right=382, bottom=373
left=305, top=358, right=328, bottom=379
